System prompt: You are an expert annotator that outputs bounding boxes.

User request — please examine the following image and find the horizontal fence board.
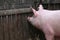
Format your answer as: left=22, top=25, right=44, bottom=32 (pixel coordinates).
left=0, top=4, right=60, bottom=16
left=0, top=8, right=32, bottom=16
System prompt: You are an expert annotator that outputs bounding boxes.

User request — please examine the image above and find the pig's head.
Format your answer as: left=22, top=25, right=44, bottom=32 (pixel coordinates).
left=27, top=8, right=39, bottom=26
left=27, top=5, right=43, bottom=27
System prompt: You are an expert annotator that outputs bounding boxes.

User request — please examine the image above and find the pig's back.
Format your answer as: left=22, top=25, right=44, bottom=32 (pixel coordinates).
left=42, top=10, right=60, bottom=36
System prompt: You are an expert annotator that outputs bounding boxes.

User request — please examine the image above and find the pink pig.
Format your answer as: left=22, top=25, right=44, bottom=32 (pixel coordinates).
left=27, top=4, right=60, bottom=40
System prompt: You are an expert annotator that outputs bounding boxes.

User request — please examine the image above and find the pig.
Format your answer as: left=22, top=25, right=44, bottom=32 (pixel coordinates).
left=27, top=4, right=60, bottom=40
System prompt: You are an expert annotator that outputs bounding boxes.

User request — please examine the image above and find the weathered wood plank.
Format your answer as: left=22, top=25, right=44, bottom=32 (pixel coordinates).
left=14, top=14, right=18, bottom=40
left=1, top=16, right=5, bottom=40
left=11, top=15, right=15, bottom=40
left=20, top=14, right=25, bottom=40
left=9, top=15, right=15, bottom=40
left=18, top=14, right=24, bottom=40
left=0, top=8, right=32, bottom=16
left=17, top=15, right=22, bottom=40
left=0, top=16, right=3, bottom=40
left=4, top=16, right=9, bottom=40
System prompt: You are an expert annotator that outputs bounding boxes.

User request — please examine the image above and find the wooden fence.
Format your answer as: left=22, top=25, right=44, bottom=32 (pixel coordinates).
left=0, top=4, right=60, bottom=40
left=0, top=7, right=46, bottom=40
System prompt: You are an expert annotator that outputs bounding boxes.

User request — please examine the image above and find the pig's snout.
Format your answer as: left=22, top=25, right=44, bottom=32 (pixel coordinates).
left=27, top=17, right=30, bottom=20
left=27, top=17, right=32, bottom=22
left=27, top=17, right=31, bottom=21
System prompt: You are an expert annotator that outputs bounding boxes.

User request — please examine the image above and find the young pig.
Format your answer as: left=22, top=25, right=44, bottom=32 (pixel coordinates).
left=27, top=5, right=60, bottom=40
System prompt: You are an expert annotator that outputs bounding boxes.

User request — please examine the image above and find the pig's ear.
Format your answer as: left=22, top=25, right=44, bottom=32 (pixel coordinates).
left=32, top=8, right=38, bottom=16
left=38, top=4, right=43, bottom=10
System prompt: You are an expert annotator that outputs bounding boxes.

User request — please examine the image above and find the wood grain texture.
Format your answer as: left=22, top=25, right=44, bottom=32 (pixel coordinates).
left=0, top=8, right=32, bottom=16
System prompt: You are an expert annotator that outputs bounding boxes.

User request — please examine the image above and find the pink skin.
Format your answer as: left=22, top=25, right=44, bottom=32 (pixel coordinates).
left=27, top=5, right=60, bottom=40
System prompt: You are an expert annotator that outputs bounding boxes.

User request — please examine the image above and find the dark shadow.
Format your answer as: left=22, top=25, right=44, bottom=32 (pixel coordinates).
left=27, top=21, right=46, bottom=40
